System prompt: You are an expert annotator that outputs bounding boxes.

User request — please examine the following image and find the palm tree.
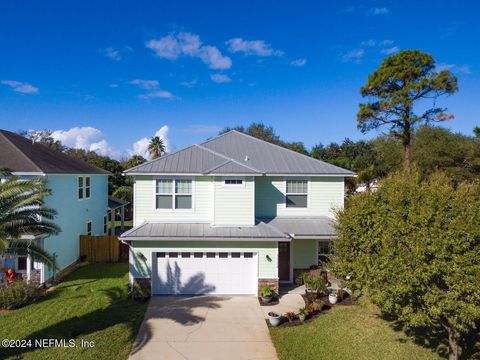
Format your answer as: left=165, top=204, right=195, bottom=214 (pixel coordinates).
left=148, top=136, right=166, bottom=159
left=0, top=169, right=60, bottom=268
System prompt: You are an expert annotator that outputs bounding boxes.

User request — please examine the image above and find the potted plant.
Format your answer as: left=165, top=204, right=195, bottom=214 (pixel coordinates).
left=328, top=289, right=338, bottom=305
left=260, top=286, right=274, bottom=303
left=298, top=307, right=307, bottom=322
left=268, top=311, right=282, bottom=326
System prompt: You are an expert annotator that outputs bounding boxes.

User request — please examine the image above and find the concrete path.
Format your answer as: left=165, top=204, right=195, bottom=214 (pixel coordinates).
left=261, top=294, right=305, bottom=319
left=129, top=296, right=278, bottom=360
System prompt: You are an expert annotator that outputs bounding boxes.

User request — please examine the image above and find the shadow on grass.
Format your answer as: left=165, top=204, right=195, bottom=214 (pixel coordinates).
left=379, top=312, right=480, bottom=359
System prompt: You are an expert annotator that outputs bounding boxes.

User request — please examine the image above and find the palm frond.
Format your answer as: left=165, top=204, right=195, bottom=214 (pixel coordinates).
left=1, top=240, right=58, bottom=269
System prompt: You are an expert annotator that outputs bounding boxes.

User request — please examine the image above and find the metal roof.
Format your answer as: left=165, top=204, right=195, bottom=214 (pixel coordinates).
left=0, top=130, right=110, bottom=175
left=124, top=131, right=354, bottom=176
left=259, top=216, right=337, bottom=239
left=120, top=220, right=290, bottom=241
left=108, top=196, right=129, bottom=209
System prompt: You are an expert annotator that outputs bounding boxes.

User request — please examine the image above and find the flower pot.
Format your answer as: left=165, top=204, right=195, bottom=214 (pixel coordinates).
left=298, top=313, right=306, bottom=322
left=329, top=293, right=338, bottom=305
left=268, top=311, right=282, bottom=326
left=261, top=296, right=273, bottom=304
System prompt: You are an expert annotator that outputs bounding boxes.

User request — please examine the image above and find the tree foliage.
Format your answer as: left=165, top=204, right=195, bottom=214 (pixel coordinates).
left=0, top=172, right=60, bottom=268
left=148, top=136, right=165, bottom=159
left=333, top=171, right=480, bottom=359
left=358, top=50, right=458, bottom=173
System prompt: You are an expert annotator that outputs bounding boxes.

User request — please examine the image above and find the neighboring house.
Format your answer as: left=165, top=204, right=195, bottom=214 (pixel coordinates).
left=0, top=130, right=110, bottom=283
left=121, top=130, right=355, bottom=296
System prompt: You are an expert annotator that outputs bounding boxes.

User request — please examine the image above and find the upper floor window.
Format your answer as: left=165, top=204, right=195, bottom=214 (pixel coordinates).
left=78, top=177, right=84, bottom=199
left=223, top=178, right=244, bottom=186
left=78, top=176, right=91, bottom=199
left=156, top=179, right=192, bottom=210
left=286, top=179, right=308, bottom=208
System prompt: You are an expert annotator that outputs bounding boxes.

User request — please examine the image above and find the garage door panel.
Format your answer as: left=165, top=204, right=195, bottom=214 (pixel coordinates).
left=153, top=252, right=257, bottom=295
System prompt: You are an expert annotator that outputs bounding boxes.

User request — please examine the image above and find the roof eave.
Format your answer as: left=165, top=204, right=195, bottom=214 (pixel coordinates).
left=120, top=236, right=290, bottom=242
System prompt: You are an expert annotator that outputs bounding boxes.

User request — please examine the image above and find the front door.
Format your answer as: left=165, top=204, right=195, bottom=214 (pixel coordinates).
left=278, top=242, right=290, bottom=281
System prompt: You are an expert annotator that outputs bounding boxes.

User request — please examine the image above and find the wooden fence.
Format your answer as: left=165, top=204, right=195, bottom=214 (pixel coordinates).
left=79, top=235, right=120, bottom=263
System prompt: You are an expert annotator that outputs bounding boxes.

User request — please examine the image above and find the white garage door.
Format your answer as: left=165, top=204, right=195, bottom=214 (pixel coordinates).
left=152, top=251, right=258, bottom=295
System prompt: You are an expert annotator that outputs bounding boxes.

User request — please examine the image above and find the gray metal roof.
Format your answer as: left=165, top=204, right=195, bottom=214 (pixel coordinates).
left=259, top=216, right=337, bottom=239
left=0, top=129, right=110, bottom=175
left=108, top=196, right=129, bottom=209
left=120, top=220, right=290, bottom=241
left=124, top=131, right=354, bottom=176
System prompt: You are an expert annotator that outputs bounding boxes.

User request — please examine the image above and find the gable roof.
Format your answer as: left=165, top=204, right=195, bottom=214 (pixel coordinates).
left=125, top=130, right=354, bottom=176
left=0, top=130, right=110, bottom=175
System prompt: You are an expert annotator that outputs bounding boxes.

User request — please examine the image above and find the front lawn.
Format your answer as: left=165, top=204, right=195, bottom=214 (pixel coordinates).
left=270, top=300, right=441, bottom=360
left=0, top=263, right=147, bottom=360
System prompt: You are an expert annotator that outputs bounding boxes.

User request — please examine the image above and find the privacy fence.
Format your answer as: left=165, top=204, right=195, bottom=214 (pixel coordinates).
left=79, top=235, right=122, bottom=263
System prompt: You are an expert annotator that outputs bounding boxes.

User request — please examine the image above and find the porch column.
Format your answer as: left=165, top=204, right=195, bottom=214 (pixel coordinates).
left=26, top=254, right=31, bottom=282
left=120, top=206, right=125, bottom=230
left=110, top=210, right=115, bottom=236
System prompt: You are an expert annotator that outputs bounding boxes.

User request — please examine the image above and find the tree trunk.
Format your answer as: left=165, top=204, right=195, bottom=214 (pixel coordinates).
left=441, top=319, right=461, bottom=360
left=403, top=143, right=413, bottom=175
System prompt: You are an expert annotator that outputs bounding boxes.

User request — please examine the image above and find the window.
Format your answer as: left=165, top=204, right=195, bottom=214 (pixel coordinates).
left=78, top=177, right=84, bottom=199
left=157, top=252, right=166, bottom=258
left=103, top=214, right=108, bottom=234
left=224, top=178, right=243, bottom=186
left=194, top=252, right=203, bottom=258
left=219, top=252, right=228, bottom=258
left=155, top=179, right=192, bottom=210
left=85, top=177, right=91, bottom=198
left=244, top=252, right=253, bottom=258
left=17, top=257, right=27, bottom=271
left=86, top=221, right=92, bottom=235
left=286, top=179, right=308, bottom=208
left=181, top=252, right=191, bottom=258
left=231, top=252, right=241, bottom=258
left=318, top=241, right=333, bottom=265
left=169, top=252, right=178, bottom=258
left=206, top=252, right=216, bottom=258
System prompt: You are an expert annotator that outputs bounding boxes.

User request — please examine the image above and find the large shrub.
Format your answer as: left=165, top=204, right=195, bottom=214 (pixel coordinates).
left=0, top=281, right=40, bottom=310
left=333, top=171, right=480, bottom=360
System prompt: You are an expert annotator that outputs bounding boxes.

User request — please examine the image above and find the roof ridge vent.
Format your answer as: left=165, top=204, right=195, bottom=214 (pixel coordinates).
left=244, top=155, right=249, bottom=161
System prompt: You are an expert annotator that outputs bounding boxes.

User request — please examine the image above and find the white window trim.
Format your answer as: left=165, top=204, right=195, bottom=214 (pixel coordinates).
left=85, top=176, right=91, bottom=199
left=221, top=177, right=245, bottom=187
left=152, top=177, right=195, bottom=212
left=283, top=177, right=310, bottom=209
left=86, top=221, right=92, bottom=236
left=77, top=176, right=84, bottom=200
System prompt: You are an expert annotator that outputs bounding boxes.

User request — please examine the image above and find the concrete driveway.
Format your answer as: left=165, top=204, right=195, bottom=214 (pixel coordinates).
left=129, top=296, right=278, bottom=360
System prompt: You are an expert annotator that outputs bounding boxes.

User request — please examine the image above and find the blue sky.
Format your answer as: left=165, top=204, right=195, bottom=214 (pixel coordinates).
left=0, top=0, right=478, bottom=159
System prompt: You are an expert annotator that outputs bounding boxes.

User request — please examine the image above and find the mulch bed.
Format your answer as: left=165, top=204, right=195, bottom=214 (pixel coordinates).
left=266, top=292, right=355, bottom=328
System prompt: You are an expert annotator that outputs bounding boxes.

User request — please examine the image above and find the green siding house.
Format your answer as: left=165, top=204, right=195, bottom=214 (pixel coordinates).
left=0, top=130, right=110, bottom=283
left=121, top=130, right=354, bottom=296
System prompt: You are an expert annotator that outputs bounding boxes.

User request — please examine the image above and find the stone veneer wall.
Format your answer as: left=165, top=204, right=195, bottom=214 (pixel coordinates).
left=258, top=278, right=279, bottom=296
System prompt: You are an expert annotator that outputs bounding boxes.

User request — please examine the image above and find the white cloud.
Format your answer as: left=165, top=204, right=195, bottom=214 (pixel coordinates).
left=361, top=39, right=394, bottom=47
left=50, top=126, right=121, bottom=158
left=210, top=73, right=231, bottom=83
left=226, top=38, right=284, bottom=57
left=129, top=79, right=160, bottom=90
left=1, top=80, right=39, bottom=94
left=180, top=78, right=198, bottom=88
left=129, top=126, right=171, bottom=160
left=368, top=7, right=390, bottom=15
left=381, top=46, right=400, bottom=55
left=109, top=83, right=119, bottom=88
left=138, top=90, right=176, bottom=100
left=290, top=58, right=307, bottom=67
left=436, top=63, right=472, bottom=74
left=101, top=47, right=122, bottom=61
left=146, top=32, right=232, bottom=70
left=128, top=79, right=176, bottom=99
left=341, top=48, right=365, bottom=63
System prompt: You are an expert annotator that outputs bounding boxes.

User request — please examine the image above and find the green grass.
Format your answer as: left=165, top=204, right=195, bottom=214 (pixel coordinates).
left=0, top=263, right=148, bottom=360
left=270, top=300, right=441, bottom=360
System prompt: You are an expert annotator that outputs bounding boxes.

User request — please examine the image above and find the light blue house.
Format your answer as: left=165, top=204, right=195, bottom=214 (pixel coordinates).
left=0, top=130, right=110, bottom=283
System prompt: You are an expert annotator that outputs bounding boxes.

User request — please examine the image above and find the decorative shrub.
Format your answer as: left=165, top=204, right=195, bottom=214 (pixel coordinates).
left=0, top=281, right=40, bottom=310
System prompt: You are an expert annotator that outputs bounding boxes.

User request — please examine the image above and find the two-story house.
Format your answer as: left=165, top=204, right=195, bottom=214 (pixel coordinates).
left=121, top=130, right=354, bottom=296
left=0, top=129, right=110, bottom=283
